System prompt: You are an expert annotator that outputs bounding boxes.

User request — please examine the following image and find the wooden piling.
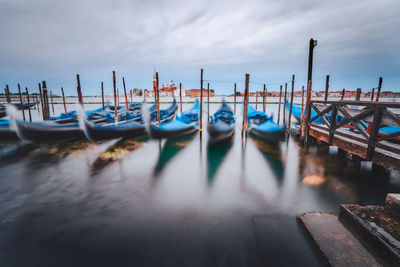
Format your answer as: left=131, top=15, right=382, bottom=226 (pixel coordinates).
left=38, top=83, right=45, bottom=118
left=130, top=89, right=133, bottom=103
left=255, top=92, right=258, bottom=110
left=207, top=83, right=210, bottom=122
left=113, top=71, right=118, bottom=125
left=234, top=83, right=237, bottom=114
left=153, top=73, right=158, bottom=120
left=376, top=77, right=382, bottom=102
left=50, top=90, right=55, bottom=115
left=179, top=83, right=183, bottom=114
left=25, top=87, right=32, bottom=122
left=61, top=87, right=67, bottom=113
left=324, top=75, right=330, bottom=101
left=277, top=85, right=282, bottom=124
left=17, top=83, right=26, bottom=121
left=283, top=83, right=288, bottom=126
left=42, top=81, right=50, bottom=120
left=263, top=84, right=266, bottom=113
left=356, top=88, right=361, bottom=101
left=371, top=87, right=375, bottom=101
left=301, top=81, right=312, bottom=140
left=156, top=72, right=160, bottom=123
left=122, top=77, right=129, bottom=111
left=341, top=89, right=345, bottom=100
left=76, top=74, right=84, bottom=107
left=5, top=85, right=11, bottom=104
left=242, top=74, right=250, bottom=135
left=101, top=82, right=104, bottom=110
left=300, top=85, right=305, bottom=132
left=200, top=69, right=203, bottom=131
left=288, top=74, right=295, bottom=129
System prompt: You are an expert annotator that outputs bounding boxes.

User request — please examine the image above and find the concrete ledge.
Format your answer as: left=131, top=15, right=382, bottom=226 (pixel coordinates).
left=298, top=212, right=381, bottom=266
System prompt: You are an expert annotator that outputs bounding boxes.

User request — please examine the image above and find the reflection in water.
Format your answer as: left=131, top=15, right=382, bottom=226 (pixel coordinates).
left=30, top=140, right=93, bottom=163
left=154, top=135, right=195, bottom=174
left=252, top=139, right=284, bottom=185
left=91, top=137, right=147, bottom=173
left=206, top=141, right=232, bottom=185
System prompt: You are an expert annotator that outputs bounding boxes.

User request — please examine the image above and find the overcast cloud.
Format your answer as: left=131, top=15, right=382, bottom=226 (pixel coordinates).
left=0, top=0, right=399, bottom=95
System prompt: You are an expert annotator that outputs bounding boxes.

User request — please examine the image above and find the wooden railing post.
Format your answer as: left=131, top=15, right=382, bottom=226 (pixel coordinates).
left=366, top=105, right=382, bottom=160
left=301, top=81, right=312, bottom=141
left=329, top=103, right=337, bottom=143
left=341, top=89, right=345, bottom=100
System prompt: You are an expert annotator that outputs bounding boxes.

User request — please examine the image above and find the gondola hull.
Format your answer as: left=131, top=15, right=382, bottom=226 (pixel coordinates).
left=151, top=121, right=198, bottom=139
left=15, top=121, right=84, bottom=143
left=249, top=126, right=285, bottom=143
left=207, top=122, right=235, bottom=143
left=85, top=120, right=147, bottom=141
left=0, top=126, right=18, bottom=140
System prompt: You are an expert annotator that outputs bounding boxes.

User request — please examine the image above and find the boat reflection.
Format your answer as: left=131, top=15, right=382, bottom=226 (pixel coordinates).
left=153, top=135, right=195, bottom=175
left=206, top=141, right=233, bottom=185
left=91, top=137, right=147, bottom=173
left=252, top=139, right=284, bottom=185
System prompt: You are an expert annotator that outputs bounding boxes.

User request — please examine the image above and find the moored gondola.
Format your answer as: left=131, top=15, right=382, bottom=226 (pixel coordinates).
left=151, top=100, right=199, bottom=139
left=207, top=101, right=235, bottom=143
left=0, top=120, right=18, bottom=140
left=248, top=105, right=285, bottom=143
left=84, top=119, right=146, bottom=141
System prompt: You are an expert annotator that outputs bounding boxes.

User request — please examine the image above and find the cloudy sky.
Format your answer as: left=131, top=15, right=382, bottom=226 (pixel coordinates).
left=1, top=0, right=399, bottom=95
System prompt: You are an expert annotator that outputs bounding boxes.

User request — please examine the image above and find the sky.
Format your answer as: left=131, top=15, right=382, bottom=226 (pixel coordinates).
left=0, top=0, right=399, bottom=95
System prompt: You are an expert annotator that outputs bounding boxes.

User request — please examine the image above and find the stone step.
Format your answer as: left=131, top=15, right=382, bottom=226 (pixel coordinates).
left=298, top=212, right=382, bottom=266
left=339, top=203, right=400, bottom=266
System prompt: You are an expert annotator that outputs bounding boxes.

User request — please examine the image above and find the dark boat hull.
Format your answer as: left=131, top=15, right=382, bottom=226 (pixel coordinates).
left=207, top=123, right=235, bottom=143
left=16, top=121, right=84, bottom=143
left=0, top=126, right=18, bottom=140
left=151, top=123, right=198, bottom=139
left=85, top=120, right=147, bottom=140
left=249, top=127, right=285, bottom=143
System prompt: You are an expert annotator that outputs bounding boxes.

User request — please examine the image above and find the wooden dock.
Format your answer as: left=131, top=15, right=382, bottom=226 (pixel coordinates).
left=301, top=99, right=400, bottom=172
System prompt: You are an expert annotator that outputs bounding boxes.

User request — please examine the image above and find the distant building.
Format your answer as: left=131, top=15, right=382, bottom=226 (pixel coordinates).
left=145, top=80, right=185, bottom=97
left=186, top=89, right=215, bottom=97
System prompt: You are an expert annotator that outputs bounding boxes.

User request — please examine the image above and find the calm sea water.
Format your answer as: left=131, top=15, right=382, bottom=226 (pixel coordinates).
left=1, top=103, right=399, bottom=266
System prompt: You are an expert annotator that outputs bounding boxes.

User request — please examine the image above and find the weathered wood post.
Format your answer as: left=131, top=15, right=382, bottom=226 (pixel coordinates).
left=234, top=83, right=237, bottom=114
left=42, top=81, right=50, bottom=120
left=375, top=77, right=382, bottom=102
left=283, top=83, right=288, bottom=126
left=341, top=89, right=345, bottom=100
left=38, top=83, right=45, bottom=118
left=25, top=87, right=32, bottom=122
left=324, top=75, right=330, bottom=101
left=122, top=77, right=129, bottom=110
left=200, top=69, right=203, bottom=131
left=255, top=91, right=258, bottom=110
left=117, top=89, right=120, bottom=107
left=179, top=83, right=183, bottom=114
left=207, top=83, right=210, bottom=122
left=277, top=85, right=282, bottom=124
left=18, top=83, right=26, bottom=121
left=61, top=87, right=67, bottom=113
left=356, top=88, right=361, bottom=101
left=366, top=105, right=382, bottom=160
left=299, top=85, right=305, bottom=133
left=156, top=72, right=160, bottom=123
left=371, top=87, right=375, bottom=101
left=262, top=84, right=266, bottom=112
left=130, top=89, right=133, bottom=103
left=5, top=85, right=11, bottom=104
left=113, top=71, right=118, bottom=125
left=300, top=38, right=317, bottom=141
left=241, top=74, right=250, bottom=136
left=153, top=73, right=158, bottom=120
left=288, top=74, right=295, bottom=129
left=50, top=90, right=55, bottom=115
left=101, top=82, right=104, bottom=110
left=76, top=74, right=84, bottom=107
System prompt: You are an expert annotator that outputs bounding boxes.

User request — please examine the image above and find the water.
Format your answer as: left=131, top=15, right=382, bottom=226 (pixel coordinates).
left=0, top=103, right=399, bottom=266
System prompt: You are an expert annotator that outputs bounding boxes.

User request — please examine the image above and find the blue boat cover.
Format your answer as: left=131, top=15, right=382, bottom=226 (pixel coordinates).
left=156, top=100, right=199, bottom=131
left=0, top=120, right=10, bottom=126
left=210, top=102, right=235, bottom=124
left=247, top=105, right=283, bottom=133
left=285, top=101, right=322, bottom=124
left=254, top=120, right=283, bottom=132
left=50, top=105, right=108, bottom=121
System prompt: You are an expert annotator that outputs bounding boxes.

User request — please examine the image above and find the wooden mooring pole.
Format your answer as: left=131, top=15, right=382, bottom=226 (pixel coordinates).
left=76, top=74, right=83, bottom=107
left=122, top=77, right=129, bottom=111
left=5, top=85, right=11, bottom=104
left=234, top=83, right=237, bottom=114
left=179, top=83, right=183, bottom=114
left=200, top=69, right=203, bottom=131
left=130, top=90, right=133, bottom=104
left=299, top=85, right=305, bottom=133
left=356, top=88, right=361, bottom=101
left=18, top=83, right=26, bottom=121
left=341, top=89, right=345, bottom=100
left=324, top=75, right=330, bottom=101
left=101, top=82, right=104, bottom=110
left=262, top=84, right=266, bottom=113
left=241, top=74, right=250, bottom=136
left=42, top=81, right=50, bottom=120
left=255, top=92, right=258, bottom=110
left=371, top=87, right=375, bottom=101
left=50, top=90, right=55, bottom=115
left=25, top=87, right=32, bottom=122
left=288, top=74, right=295, bottom=130
left=156, top=72, right=160, bottom=123
left=207, top=83, right=210, bottom=122
left=277, top=85, right=282, bottom=124
left=376, top=77, right=382, bottom=102
left=38, top=83, right=45, bottom=118
left=61, top=87, right=67, bottom=113
left=113, top=71, right=118, bottom=125
left=283, top=83, right=287, bottom=126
